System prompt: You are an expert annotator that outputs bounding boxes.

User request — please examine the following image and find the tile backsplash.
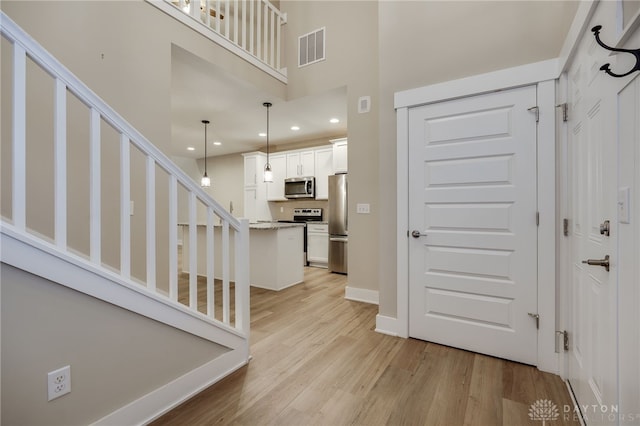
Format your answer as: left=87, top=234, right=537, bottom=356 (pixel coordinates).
left=269, top=199, right=329, bottom=222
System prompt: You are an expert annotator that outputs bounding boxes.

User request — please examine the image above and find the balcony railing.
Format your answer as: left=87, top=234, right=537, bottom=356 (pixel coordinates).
left=148, top=0, right=287, bottom=82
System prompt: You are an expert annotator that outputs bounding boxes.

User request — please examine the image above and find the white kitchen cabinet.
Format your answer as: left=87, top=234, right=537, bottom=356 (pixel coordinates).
left=331, top=138, right=348, bottom=173
left=307, top=223, right=329, bottom=267
left=286, top=150, right=315, bottom=177
left=242, top=152, right=271, bottom=222
left=266, top=153, right=287, bottom=201
left=244, top=152, right=266, bottom=186
left=314, top=147, right=333, bottom=200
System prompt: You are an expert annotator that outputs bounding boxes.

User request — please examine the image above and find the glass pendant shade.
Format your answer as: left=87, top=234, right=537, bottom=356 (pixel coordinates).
left=264, top=163, right=273, bottom=182
left=201, top=172, right=211, bottom=187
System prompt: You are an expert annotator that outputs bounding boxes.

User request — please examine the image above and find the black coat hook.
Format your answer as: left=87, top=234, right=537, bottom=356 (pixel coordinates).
left=591, top=25, right=640, bottom=78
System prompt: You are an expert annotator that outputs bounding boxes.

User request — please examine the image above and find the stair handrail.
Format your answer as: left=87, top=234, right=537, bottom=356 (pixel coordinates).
left=1, top=10, right=250, bottom=335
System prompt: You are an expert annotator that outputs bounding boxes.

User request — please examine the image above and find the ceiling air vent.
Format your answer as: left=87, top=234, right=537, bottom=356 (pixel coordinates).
left=298, top=27, right=325, bottom=68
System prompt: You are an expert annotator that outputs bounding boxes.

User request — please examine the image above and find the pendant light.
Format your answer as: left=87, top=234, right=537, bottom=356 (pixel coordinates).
left=263, top=102, right=273, bottom=182
left=201, top=119, right=211, bottom=187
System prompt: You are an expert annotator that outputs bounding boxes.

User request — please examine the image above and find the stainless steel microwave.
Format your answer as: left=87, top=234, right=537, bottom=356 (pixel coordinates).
left=284, top=176, right=315, bottom=199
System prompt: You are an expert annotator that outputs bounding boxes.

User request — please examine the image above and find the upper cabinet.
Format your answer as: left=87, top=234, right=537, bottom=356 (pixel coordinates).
left=243, top=154, right=260, bottom=186
left=266, top=154, right=287, bottom=201
left=246, top=141, right=346, bottom=202
left=314, top=147, right=333, bottom=200
left=331, top=138, right=348, bottom=174
left=242, top=152, right=272, bottom=222
left=286, top=151, right=315, bottom=178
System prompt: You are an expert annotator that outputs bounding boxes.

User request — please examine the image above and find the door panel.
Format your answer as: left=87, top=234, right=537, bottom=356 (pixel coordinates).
left=566, top=17, right=618, bottom=420
left=408, top=85, right=538, bottom=365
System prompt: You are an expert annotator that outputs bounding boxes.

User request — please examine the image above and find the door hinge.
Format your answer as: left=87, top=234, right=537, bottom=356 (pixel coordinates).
left=528, top=106, right=540, bottom=123
left=563, top=218, right=569, bottom=236
left=528, top=312, right=540, bottom=329
left=536, top=212, right=540, bottom=226
left=556, top=103, right=569, bottom=122
left=556, top=330, right=569, bottom=352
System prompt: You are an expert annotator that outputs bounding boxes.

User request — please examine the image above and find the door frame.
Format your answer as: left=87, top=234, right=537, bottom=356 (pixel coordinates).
left=392, top=60, right=560, bottom=373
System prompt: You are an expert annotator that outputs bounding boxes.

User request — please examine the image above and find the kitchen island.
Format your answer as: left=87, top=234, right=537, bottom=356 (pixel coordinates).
left=180, top=222, right=304, bottom=291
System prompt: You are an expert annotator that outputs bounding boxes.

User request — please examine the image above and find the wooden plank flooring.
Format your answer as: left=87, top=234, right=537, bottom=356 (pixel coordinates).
left=152, top=267, right=578, bottom=426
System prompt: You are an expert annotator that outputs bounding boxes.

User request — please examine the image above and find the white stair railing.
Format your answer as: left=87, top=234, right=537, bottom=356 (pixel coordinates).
left=0, top=11, right=250, bottom=337
left=147, top=0, right=287, bottom=83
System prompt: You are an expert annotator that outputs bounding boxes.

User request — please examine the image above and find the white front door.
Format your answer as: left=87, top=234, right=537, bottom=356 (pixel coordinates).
left=565, top=30, right=618, bottom=421
left=408, top=85, right=539, bottom=365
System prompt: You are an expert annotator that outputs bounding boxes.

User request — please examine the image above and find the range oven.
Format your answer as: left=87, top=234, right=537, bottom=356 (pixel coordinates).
left=279, top=208, right=323, bottom=265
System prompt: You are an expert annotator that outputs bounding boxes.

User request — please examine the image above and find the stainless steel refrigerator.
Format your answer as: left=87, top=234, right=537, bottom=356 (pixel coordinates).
left=328, top=173, right=348, bottom=274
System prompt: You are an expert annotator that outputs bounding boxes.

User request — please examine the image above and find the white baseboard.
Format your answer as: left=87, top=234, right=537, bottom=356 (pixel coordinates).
left=92, top=349, right=249, bottom=426
left=375, top=314, right=401, bottom=337
left=344, top=286, right=379, bottom=305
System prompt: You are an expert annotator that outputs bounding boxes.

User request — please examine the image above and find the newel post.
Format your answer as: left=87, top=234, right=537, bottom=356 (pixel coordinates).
left=235, top=218, right=250, bottom=335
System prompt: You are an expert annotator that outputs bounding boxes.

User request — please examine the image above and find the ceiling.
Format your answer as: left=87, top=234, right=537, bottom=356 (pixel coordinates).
left=170, top=45, right=348, bottom=159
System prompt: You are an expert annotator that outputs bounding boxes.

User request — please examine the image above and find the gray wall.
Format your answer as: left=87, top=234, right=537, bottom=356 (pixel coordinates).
left=1, top=264, right=228, bottom=426
left=1, top=0, right=287, bottom=287
left=280, top=0, right=578, bottom=315
left=0, top=1, right=581, bottom=421
left=2, top=0, right=578, bottom=317
left=199, top=153, right=246, bottom=219
left=282, top=0, right=380, bottom=295
left=375, top=0, right=578, bottom=316
left=0, top=1, right=284, bottom=422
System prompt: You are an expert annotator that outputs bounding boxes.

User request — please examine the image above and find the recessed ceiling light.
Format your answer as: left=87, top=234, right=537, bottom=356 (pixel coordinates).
left=213, top=141, right=222, bottom=146
left=330, top=118, right=340, bottom=124
left=187, top=146, right=195, bottom=151
left=291, top=126, right=300, bottom=131
left=259, top=132, right=267, bottom=137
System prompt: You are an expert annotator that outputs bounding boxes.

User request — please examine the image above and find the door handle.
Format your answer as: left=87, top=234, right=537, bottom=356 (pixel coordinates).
left=411, top=230, right=427, bottom=238
left=582, top=255, right=610, bottom=272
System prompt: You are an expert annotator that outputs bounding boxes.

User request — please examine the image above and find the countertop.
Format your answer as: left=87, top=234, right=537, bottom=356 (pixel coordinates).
left=178, top=222, right=304, bottom=230
left=249, top=222, right=305, bottom=230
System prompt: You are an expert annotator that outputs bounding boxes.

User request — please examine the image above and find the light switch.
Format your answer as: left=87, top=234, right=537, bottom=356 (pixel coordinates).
left=356, top=203, right=370, bottom=214
left=358, top=96, right=371, bottom=114
left=130, top=201, right=134, bottom=216
left=618, top=187, right=630, bottom=224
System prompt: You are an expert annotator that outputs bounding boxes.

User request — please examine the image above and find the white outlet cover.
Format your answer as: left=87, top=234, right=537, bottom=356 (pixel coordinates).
left=356, top=203, right=370, bottom=214
left=47, top=365, right=71, bottom=401
left=358, top=96, right=371, bottom=114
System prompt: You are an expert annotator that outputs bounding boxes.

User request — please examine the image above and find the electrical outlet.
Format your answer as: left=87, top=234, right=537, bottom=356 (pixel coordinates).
left=356, top=203, right=370, bottom=214
left=47, top=365, right=71, bottom=401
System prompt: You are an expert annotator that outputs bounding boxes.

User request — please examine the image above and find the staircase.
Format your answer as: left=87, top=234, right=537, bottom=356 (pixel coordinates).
left=1, top=11, right=250, bottom=424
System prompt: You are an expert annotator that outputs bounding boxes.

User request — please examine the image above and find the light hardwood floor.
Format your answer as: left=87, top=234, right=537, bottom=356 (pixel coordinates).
left=153, top=267, right=579, bottom=426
